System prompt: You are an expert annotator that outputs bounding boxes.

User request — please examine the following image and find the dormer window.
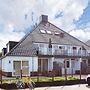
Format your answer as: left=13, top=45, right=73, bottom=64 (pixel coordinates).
left=46, top=30, right=52, bottom=34
left=40, top=29, right=46, bottom=33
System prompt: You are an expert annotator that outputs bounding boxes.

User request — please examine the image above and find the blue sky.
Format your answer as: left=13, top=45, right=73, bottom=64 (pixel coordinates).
left=75, top=0, right=90, bottom=28
left=0, top=0, right=90, bottom=50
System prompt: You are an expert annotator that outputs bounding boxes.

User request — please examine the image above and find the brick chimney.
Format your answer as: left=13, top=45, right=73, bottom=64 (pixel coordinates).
left=40, top=15, right=48, bottom=23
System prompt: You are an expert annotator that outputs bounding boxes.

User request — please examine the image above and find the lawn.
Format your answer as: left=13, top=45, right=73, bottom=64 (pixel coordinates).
left=1, top=76, right=79, bottom=84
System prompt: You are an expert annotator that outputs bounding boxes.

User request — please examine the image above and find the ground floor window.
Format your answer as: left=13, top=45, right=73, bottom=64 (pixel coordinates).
left=13, top=61, right=29, bottom=76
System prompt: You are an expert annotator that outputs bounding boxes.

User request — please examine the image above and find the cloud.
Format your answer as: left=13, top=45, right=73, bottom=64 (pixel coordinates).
left=0, top=23, right=25, bottom=51
left=0, top=0, right=89, bottom=30
left=49, top=0, right=89, bottom=31
left=69, top=29, right=90, bottom=42
left=69, top=22, right=90, bottom=42
left=0, top=0, right=89, bottom=51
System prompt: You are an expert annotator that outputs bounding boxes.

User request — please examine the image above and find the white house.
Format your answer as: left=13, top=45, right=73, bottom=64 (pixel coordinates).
left=1, top=15, right=90, bottom=77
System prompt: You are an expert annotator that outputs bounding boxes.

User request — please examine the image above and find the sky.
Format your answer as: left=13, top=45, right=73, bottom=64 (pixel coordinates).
left=0, top=0, right=90, bottom=51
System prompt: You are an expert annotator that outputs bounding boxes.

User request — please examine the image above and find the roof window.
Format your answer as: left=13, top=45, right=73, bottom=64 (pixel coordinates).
left=40, top=29, right=46, bottom=33
left=46, top=30, right=52, bottom=34
left=55, top=32, right=60, bottom=35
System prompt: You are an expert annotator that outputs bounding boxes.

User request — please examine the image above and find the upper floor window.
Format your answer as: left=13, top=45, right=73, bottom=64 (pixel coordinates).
left=33, top=43, right=38, bottom=49
left=59, top=46, right=62, bottom=49
left=55, top=32, right=60, bottom=36
left=39, top=43, right=44, bottom=47
left=73, top=47, right=77, bottom=50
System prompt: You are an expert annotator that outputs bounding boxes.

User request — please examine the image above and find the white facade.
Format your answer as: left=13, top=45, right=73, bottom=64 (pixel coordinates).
left=1, top=42, right=89, bottom=77
left=2, top=43, right=88, bottom=76
left=1, top=56, right=38, bottom=76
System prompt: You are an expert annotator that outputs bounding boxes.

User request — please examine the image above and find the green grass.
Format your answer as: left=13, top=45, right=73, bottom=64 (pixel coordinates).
left=1, top=76, right=79, bottom=84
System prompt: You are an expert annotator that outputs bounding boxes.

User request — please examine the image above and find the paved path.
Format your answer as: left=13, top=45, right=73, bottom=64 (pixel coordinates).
left=28, top=84, right=90, bottom=90
left=1, top=84, right=90, bottom=90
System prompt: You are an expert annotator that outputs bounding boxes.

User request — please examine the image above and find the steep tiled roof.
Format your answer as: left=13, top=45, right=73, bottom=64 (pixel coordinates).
left=6, top=18, right=90, bottom=56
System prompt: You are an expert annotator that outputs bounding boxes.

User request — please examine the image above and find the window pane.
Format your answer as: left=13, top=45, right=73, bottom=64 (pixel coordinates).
left=22, top=61, right=28, bottom=66
left=40, top=29, right=46, bottom=33
left=13, top=61, right=21, bottom=75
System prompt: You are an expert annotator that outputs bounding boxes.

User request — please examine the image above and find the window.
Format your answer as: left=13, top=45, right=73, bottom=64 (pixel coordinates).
left=73, top=47, right=77, bottom=49
left=39, top=43, right=44, bottom=47
left=13, top=61, right=29, bottom=76
left=66, top=61, right=70, bottom=68
left=55, top=32, right=60, bottom=36
left=59, top=46, right=62, bottom=49
left=46, top=30, right=52, bottom=34
left=40, top=29, right=46, bottom=33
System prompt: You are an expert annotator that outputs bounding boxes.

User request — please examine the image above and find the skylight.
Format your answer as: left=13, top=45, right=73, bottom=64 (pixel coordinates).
left=55, top=32, right=60, bottom=36
left=46, top=30, right=52, bottom=34
left=55, top=32, right=60, bottom=35
left=40, top=29, right=46, bottom=33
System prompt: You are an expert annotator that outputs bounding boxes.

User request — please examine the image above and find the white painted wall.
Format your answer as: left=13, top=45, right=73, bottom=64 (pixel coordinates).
left=48, top=58, right=54, bottom=71
left=2, top=56, right=38, bottom=76
left=32, top=57, right=38, bottom=71
left=75, top=59, right=80, bottom=70
left=1, top=54, right=83, bottom=76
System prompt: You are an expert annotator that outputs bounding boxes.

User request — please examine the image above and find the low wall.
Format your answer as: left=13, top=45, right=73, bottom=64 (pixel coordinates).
left=0, top=79, right=87, bottom=89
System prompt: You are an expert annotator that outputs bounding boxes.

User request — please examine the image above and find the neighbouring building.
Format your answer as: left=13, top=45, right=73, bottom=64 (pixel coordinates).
left=1, top=15, right=90, bottom=77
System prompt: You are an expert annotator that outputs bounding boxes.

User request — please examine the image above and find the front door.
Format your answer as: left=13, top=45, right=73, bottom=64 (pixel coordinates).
left=38, top=59, right=48, bottom=73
